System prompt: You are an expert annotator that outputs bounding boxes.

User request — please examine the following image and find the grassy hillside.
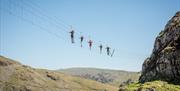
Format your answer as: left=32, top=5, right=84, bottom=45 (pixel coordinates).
left=119, top=80, right=180, bottom=91
left=59, top=68, right=140, bottom=87
left=0, top=56, right=118, bottom=91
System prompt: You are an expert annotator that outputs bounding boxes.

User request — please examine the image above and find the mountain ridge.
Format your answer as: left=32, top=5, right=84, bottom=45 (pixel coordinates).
left=0, top=55, right=118, bottom=91
left=59, top=67, right=140, bottom=87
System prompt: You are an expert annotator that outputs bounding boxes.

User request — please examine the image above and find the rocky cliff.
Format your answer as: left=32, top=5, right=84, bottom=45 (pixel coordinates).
left=139, top=12, right=180, bottom=84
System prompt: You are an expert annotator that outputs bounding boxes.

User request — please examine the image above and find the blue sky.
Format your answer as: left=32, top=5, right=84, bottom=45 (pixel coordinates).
left=0, top=0, right=179, bottom=71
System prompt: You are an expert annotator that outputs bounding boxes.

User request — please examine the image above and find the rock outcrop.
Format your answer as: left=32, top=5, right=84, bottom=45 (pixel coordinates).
left=139, top=11, right=180, bottom=84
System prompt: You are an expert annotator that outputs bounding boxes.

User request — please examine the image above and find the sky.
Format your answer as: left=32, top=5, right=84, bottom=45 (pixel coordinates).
left=0, top=0, right=180, bottom=71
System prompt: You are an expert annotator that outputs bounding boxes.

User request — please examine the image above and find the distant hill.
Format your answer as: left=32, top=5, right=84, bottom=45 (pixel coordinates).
left=0, top=56, right=118, bottom=91
left=59, top=68, right=140, bottom=87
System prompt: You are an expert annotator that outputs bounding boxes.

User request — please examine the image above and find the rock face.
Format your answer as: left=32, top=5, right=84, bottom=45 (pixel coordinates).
left=139, top=12, right=180, bottom=84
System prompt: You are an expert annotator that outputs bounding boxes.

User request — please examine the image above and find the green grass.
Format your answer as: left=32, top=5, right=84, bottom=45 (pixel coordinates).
left=120, top=80, right=180, bottom=91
